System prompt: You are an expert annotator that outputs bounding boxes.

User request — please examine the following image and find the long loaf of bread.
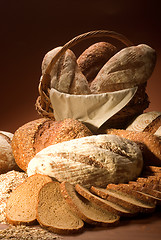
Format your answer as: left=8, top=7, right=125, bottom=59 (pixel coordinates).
left=27, top=134, right=143, bottom=188
left=105, top=129, right=161, bottom=166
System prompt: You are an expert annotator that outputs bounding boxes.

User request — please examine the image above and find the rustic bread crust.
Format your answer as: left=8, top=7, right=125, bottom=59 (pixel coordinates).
left=12, top=118, right=92, bottom=172
left=77, top=42, right=117, bottom=83
left=106, top=129, right=161, bottom=166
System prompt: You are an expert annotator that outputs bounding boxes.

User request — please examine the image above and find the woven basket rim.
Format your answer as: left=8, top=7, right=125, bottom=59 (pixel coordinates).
left=36, top=29, right=133, bottom=118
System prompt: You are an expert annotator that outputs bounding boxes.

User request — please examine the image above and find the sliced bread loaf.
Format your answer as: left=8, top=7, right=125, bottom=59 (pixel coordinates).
left=36, top=181, right=84, bottom=235
left=60, top=181, right=120, bottom=225
left=106, top=183, right=157, bottom=206
left=90, top=186, right=156, bottom=214
left=74, top=184, right=136, bottom=217
left=6, top=174, right=52, bottom=225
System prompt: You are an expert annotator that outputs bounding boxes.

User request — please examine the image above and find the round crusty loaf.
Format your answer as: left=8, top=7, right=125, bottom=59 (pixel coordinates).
left=12, top=118, right=92, bottom=172
left=126, top=111, right=161, bottom=137
left=27, top=134, right=143, bottom=189
left=77, top=42, right=117, bottom=83
left=0, top=131, right=20, bottom=174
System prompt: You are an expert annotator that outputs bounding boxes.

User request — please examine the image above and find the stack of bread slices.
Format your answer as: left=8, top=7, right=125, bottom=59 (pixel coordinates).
left=5, top=166, right=161, bottom=235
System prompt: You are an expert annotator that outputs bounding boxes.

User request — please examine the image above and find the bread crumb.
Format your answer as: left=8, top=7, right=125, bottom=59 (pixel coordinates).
left=0, top=225, right=61, bottom=239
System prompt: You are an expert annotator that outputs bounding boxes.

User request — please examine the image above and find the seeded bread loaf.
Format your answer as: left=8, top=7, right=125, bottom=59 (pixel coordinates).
left=0, top=131, right=20, bottom=173
left=27, top=134, right=143, bottom=188
left=6, top=174, right=52, bottom=225
left=105, top=129, right=161, bottom=166
left=60, top=181, right=120, bottom=225
left=12, top=118, right=92, bottom=171
left=77, top=42, right=117, bottom=83
left=36, top=181, right=84, bottom=235
left=126, top=111, right=161, bottom=137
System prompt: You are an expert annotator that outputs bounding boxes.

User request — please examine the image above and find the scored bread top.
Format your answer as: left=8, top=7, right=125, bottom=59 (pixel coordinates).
left=27, top=134, right=143, bottom=188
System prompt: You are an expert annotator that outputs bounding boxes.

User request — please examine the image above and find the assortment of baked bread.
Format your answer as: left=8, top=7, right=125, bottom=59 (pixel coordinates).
left=1, top=31, right=161, bottom=235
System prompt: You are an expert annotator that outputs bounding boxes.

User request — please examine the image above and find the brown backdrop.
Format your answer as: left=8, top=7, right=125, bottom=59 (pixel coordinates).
left=0, top=0, right=161, bottom=133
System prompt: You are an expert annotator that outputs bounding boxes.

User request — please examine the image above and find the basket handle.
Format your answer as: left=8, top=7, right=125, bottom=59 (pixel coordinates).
left=45, top=30, right=133, bottom=75
left=38, top=30, right=133, bottom=116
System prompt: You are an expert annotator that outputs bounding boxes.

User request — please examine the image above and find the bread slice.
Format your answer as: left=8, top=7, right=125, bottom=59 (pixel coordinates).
left=90, top=186, right=156, bottom=214
left=106, top=183, right=157, bottom=206
left=128, top=181, right=161, bottom=204
left=74, top=184, right=136, bottom=217
left=6, top=174, right=52, bottom=225
left=36, top=181, right=84, bottom=235
left=60, top=181, right=120, bottom=226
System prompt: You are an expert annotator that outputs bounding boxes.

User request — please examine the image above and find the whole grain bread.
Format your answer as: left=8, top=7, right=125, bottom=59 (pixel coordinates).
left=60, top=181, right=120, bottom=225
left=12, top=118, right=92, bottom=171
left=77, top=42, right=117, bottom=83
left=6, top=174, right=52, bottom=225
left=27, top=134, right=143, bottom=188
left=105, top=129, right=161, bottom=166
left=42, top=47, right=91, bottom=95
left=90, top=187, right=156, bottom=214
left=105, top=183, right=158, bottom=206
left=74, top=183, right=135, bottom=217
left=90, top=44, right=156, bottom=93
left=36, top=181, right=84, bottom=235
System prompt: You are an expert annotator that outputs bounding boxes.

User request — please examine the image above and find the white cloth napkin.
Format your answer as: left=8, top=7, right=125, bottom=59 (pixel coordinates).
left=50, top=87, right=138, bottom=131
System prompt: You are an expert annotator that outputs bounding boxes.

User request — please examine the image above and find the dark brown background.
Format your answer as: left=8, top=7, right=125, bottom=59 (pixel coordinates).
left=0, top=0, right=161, bottom=133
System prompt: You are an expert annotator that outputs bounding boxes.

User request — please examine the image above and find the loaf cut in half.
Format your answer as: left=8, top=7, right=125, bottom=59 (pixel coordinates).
left=90, top=187, right=156, bottom=214
left=6, top=174, right=52, bottom=225
left=74, top=183, right=135, bottom=217
left=36, top=181, right=84, bottom=235
left=60, top=181, right=120, bottom=225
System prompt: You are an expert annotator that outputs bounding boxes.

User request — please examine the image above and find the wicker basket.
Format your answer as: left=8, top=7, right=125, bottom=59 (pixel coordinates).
left=35, top=30, right=149, bottom=130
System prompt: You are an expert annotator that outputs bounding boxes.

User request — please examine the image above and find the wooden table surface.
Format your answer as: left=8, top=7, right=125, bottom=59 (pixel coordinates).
left=1, top=207, right=161, bottom=240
